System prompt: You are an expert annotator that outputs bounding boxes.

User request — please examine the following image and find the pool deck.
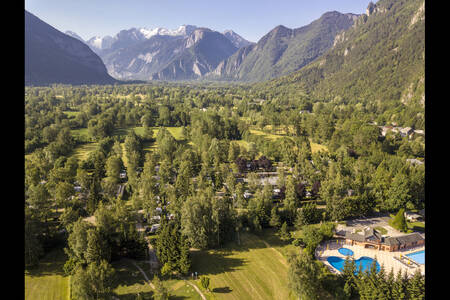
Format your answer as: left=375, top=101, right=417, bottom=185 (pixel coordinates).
left=316, top=239, right=425, bottom=277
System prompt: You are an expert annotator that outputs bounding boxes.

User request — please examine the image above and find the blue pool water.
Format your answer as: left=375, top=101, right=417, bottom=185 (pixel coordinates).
left=338, top=248, right=354, bottom=256
left=405, top=250, right=425, bottom=265
left=327, top=256, right=380, bottom=274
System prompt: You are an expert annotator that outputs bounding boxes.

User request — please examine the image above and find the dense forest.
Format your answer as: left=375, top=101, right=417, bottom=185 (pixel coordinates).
left=25, top=81, right=424, bottom=299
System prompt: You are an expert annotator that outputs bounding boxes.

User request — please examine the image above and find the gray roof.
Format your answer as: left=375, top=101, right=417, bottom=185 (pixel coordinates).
left=345, top=228, right=382, bottom=243
left=345, top=232, right=366, bottom=242
left=384, top=233, right=424, bottom=246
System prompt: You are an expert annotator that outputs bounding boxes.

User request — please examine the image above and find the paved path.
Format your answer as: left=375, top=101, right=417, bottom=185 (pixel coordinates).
left=185, top=280, right=207, bottom=300
left=129, top=258, right=206, bottom=300
left=128, top=259, right=155, bottom=289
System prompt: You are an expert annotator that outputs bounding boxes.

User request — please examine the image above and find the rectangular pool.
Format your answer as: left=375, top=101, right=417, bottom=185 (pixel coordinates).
left=405, top=250, right=425, bottom=265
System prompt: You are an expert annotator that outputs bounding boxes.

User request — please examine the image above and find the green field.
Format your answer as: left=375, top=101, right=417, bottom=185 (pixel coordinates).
left=190, top=231, right=296, bottom=300
left=71, top=142, right=98, bottom=161
left=63, top=111, right=81, bottom=118
left=112, top=259, right=204, bottom=299
left=248, top=129, right=327, bottom=154
left=70, top=126, right=186, bottom=163
left=25, top=248, right=70, bottom=300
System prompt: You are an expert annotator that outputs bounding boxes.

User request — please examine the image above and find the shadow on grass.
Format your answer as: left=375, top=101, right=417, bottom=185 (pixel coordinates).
left=190, top=250, right=247, bottom=276
left=113, top=291, right=154, bottom=300
left=169, top=296, right=190, bottom=300
left=212, top=286, right=232, bottom=293
left=189, top=228, right=295, bottom=277
left=25, top=247, right=67, bottom=277
left=111, top=259, right=149, bottom=289
left=411, top=225, right=425, bottom=232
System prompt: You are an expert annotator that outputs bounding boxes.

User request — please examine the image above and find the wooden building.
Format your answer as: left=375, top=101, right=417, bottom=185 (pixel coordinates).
left=344, top=227, right=424, bottom=252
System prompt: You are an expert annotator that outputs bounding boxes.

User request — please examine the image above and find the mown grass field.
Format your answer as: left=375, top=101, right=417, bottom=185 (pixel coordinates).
left=112, top=259, right=204, bottom=300
left=63, top=111, right=81, bottom=118
left=70, top=126, right=186, bottom=164
left=25, top=248, right=70, bottom=300
left=190, top=231, right=297, bottom=300
left=248, top=129, right=328, bottom=154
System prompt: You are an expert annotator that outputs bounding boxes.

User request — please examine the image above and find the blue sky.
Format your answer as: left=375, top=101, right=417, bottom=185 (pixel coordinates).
left=25, top=0, right=372, bottom=42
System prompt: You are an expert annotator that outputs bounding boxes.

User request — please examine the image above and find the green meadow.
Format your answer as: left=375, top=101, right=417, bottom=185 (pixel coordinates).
left=25, top=248, right=70, bottom=300
left=189, top=231, right=296, bottom=300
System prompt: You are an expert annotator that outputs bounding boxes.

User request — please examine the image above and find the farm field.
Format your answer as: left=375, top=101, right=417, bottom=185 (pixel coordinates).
left=25, top=248, right=70, bottom=300
left=190, top=231, right=297, bottom=300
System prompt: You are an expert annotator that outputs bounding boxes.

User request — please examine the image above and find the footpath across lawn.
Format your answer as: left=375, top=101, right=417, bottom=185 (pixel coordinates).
left=189, top=231, right=297, bottom=300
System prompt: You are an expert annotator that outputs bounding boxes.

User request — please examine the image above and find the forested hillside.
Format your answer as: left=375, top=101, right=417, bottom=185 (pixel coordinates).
left=208, top=11, right=358, bottom=82
left=261, top=0, right=425, bottom=129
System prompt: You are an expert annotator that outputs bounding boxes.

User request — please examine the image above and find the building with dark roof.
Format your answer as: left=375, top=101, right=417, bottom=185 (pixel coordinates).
left=344, top=227, right=424, bottom=252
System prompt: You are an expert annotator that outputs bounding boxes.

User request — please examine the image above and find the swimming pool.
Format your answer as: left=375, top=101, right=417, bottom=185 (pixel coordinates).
left=327, top=256, right=380, bottom=274
left=338, top=248, right=354, bottom=256
left=405, top=250, right=425, bottom=265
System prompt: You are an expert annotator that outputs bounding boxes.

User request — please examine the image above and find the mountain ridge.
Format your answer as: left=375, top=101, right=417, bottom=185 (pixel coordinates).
left=206, top=11, right=359, bottom=82
left=25, top=10, right=117, bottom=86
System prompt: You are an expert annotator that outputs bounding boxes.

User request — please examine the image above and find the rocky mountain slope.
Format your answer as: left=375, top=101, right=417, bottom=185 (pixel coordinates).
left=25, top=10, right=117, bottom=86
left=262, top=0, right=425, bottom=107
left=96, top=27, right=238, bottom=81
left=207, top=11, right=358, bottom=82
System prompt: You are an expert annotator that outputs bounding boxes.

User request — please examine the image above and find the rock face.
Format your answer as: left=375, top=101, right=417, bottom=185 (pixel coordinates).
left=151, top=28, right=238, bottom=80
left=222, top=30, right=254, bottom=49
left=207, top=11, right=358, bottom=82
left=25, top=10, right=116, bottom=86
left=98, top=27, right=238, bottom=81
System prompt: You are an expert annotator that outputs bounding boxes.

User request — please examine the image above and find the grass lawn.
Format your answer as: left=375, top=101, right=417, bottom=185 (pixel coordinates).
left=63, top=111, right=81, bottom=118
left=112, top=259, right=204, bottom=300
left=71, top=142, right=98, bottom=161
left=112, top=259, right=154, bottom=299
left=70, top=126, right=186, bottom=164
left=248, top=129, right=327, bottom=154
left=25, top=248, right=70, bottom=300
left=190, top=231, right=297, bottom=300
left=407, top=221, right=425, bottom=232
left=71, top=128, right=91, bottom=142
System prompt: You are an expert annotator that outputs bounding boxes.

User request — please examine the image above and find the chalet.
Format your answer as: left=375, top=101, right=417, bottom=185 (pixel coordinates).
left=418, top=209, right=425, bottom=220
left=383, top=233, right=424, bottom=251
left=243, top=191, right=252, bottom=199
left=406, top=158, right=424, bottom=166
left=399, top=127, right=414, bottom=137
left=345, top=227, right=383, bottom=250
left=344, top=227, right=424, bottom=252
left=404, top=211, right=423, bottom=222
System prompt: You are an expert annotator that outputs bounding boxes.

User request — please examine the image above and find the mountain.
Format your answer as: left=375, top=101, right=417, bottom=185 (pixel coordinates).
left=151, top=28, right=238, bottom=80
left=263, top=0, right=425, bottom=107
left=208, top=11, right=358, bottom=82
left=65, top=30, right=84, bottom=42
left=86, top=25, right=198, bottom=55
left=222, top=30, right=254, bottom=48
left=97, top=27, right=238, bottom=81
left=25, top=10, right=117, bottom=86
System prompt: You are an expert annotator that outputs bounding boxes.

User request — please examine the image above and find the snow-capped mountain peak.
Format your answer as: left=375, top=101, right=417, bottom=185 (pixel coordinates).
left=138, top=25, right=197, bottom=39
